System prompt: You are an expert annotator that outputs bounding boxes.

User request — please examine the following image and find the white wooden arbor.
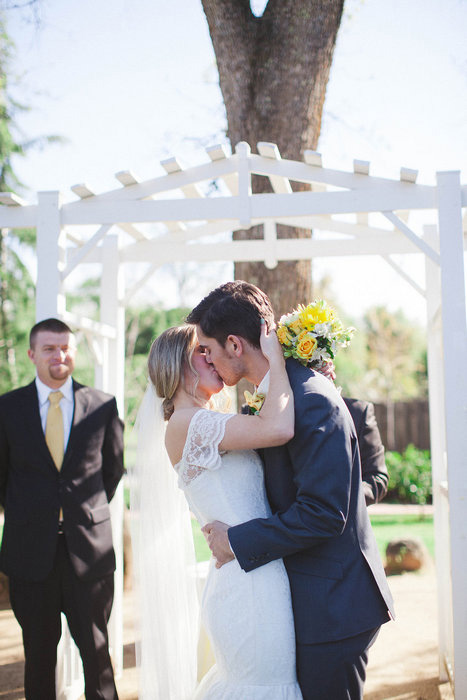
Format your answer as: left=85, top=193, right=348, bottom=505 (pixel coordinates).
left=1, top=141, right=466, bottom=697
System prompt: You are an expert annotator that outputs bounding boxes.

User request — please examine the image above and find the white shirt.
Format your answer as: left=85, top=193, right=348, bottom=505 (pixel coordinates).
left=256, top=370, right=270, bottom=397
left=35, top=375, right=74, bottom=450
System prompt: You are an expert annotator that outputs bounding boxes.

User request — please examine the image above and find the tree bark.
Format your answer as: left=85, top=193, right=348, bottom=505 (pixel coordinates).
left=201, top=0, right=344, bottom=317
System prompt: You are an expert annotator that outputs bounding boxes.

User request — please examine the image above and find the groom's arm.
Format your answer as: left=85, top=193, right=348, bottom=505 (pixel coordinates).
left=228, top=384, right=357, bottom=572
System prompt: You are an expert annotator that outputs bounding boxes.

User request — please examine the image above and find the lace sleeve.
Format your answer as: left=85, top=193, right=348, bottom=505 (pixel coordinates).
left=178, top=409, right=233, bottom=485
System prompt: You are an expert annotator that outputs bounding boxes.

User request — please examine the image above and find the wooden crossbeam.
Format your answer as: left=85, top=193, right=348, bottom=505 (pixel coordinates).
left=400, top=168, right=418, bottom=183
left=206, top=144, right=238, bottom=194
left=115, top=169, right=183, bottom=236
left=383, top=211, right=439, bottom=263
left=66, top=230, right=84, bottom=246
left=353, top=160, right=370, bottom=176
left=257, top=142, right=292, bottom=194
left=115, top=170, right=140, bottom=187
left=61, top=185, right=438, bottom=227
left=0, top=192, right=27, bottom=206
left=263, top=220, right=278, bottom=269
left=120, top=232, right=429, bottom=266
left=152, top=219, right=236, bottom=245
left=124, top=263, right=160, bottom=304
left=381, top=254, right=426, bottom=297
left=62, top=224, right=113, bottom=280
left=353, top=161, right=371, bottom=224
left=71, top=184, right=95, bottom=199
left=303, top=151, right=323, bottom=168
left=274, top=215, right=390, bottom=238
left=62, top=311, right=116, bottom=339
left=205, top=144, right=229, bottom=161
left=117, top=222, right=150, bottom=242
left=160, top=157, right=204, bottom=198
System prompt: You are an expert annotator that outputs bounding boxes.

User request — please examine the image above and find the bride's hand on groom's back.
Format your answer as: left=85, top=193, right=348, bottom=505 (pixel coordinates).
left=202, top=520, right=235, bottom=568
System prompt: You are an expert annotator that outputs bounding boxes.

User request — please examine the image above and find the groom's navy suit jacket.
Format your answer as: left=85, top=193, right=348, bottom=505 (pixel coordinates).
left=0, top=379, right=124, bottom=583
left=229, top=360, right=394, bottom=645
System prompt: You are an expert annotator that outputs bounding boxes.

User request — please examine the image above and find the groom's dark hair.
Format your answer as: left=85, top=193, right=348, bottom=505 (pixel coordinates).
left=187, top=281, right=275, bottom=348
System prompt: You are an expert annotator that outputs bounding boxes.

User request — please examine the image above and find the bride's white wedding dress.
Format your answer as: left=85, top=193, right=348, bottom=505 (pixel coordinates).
left=175, top=408, right=303, bottom=700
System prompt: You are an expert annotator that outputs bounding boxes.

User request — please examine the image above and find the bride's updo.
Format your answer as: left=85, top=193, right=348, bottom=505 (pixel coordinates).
left=148, top=324, right=198, bottom=420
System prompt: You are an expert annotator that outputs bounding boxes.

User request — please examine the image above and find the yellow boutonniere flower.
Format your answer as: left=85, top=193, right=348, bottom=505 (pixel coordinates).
left=244, top=389, right=265, bottom=414
left=295, top=332, right=317, bottom=361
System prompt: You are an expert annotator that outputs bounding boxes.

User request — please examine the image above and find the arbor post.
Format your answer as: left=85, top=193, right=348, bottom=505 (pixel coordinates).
left=100, top=234, right=125, bottom=676
left=424, top=224, right=452, bottom=682
left=436, top=170, right=467, bottom=697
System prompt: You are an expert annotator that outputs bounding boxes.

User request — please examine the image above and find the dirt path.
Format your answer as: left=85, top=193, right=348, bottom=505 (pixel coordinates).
left=0, top=566, right=454, bottom=700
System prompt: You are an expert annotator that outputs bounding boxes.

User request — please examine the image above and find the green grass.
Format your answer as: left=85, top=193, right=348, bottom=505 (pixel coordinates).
left=370, top=514, right=434, bottom=559
left=191, top=514, right=435, bottom=563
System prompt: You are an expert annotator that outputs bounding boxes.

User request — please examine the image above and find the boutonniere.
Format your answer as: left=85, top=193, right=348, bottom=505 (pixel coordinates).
left=244, top=389, right=265, bottom=414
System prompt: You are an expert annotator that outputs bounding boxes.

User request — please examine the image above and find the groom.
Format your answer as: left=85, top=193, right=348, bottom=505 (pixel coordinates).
left=187, top=281, right=394, bottom=700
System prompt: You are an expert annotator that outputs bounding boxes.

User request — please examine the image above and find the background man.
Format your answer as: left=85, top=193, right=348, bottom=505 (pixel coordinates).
left=314, top=363, right=389, bottom=507
left=0, top=318, right=124, bottom=700
left=343, top=398, right=388, bottom=506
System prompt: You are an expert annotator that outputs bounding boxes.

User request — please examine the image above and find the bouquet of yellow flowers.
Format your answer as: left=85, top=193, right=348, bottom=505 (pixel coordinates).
left=277, top=299, right=354, bottom=370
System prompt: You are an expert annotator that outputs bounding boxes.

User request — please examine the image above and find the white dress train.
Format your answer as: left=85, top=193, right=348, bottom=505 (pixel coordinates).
left=175, top=409, right=303, bottom=700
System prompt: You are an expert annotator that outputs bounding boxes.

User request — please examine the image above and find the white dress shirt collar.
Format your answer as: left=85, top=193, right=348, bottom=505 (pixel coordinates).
left=256, top=370, right=270, bottom=395
left=35, top=375, right=73, bottom=407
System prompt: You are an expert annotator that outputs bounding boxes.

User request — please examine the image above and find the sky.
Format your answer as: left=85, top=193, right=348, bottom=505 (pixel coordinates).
left=6, top=0, right=467, bottom=324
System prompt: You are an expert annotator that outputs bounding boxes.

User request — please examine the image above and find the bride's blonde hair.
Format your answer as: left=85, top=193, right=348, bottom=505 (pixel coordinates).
left=148, top=324, right=199, bottom=420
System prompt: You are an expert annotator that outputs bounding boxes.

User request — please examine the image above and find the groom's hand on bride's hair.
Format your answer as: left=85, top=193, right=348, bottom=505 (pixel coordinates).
left=202, top=520, right=235, bottom=568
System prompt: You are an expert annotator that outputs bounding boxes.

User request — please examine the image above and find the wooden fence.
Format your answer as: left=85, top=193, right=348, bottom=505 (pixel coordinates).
left=373, top=400, right=430, bottom=453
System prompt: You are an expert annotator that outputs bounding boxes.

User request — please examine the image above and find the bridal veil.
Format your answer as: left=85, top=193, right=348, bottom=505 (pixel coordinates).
left=129, top=384, right=199, bottom=699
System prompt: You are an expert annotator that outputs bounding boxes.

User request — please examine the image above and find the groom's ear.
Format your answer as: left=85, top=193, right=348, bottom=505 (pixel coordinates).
left=225, top=334, right=244, bottom=357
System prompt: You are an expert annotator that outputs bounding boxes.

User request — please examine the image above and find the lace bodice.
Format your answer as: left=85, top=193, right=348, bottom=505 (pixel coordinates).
left=174, top=409, right=272, bottom=527
left=176, top=409, right=232, bottom=486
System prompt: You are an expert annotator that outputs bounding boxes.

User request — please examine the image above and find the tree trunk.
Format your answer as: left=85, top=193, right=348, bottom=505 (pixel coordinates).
left=201, top=0, right=344, bottom=317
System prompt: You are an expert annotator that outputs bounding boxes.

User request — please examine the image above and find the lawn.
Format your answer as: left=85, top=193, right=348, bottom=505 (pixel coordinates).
left=191, top=514, right=435, bottom=563
left=370, top=514, right=434, bottom=559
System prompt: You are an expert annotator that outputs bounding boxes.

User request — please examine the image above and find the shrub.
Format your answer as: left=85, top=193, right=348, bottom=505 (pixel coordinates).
left=385, top=444, right=432, bottom=505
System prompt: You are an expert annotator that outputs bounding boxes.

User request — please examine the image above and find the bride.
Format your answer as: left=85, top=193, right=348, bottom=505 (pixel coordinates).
left=132, top=320, right=303, bottom=699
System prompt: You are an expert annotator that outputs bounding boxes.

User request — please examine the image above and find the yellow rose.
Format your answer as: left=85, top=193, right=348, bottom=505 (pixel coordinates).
left=277, top=324, right=294, bottom=347
left=289, top=318, right=302, bottom=335
left=295, top=332, right=317, bottom=360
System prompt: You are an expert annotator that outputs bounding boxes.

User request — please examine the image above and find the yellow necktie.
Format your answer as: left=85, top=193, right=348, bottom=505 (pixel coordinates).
left=46, top=391, right=64, bottom=470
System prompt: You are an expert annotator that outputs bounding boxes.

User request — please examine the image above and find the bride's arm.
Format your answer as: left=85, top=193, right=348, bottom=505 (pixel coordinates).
left=218, top=322, right=294, bottom=451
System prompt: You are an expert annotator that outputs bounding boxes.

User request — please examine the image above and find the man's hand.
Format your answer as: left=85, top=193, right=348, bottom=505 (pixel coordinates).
left=202, top=520, right=234, bottom=569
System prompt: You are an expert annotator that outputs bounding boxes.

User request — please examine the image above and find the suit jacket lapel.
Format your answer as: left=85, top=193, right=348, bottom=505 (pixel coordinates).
left=21, top=381, right=56, bottom=468
left=62, top=380, right=89, bottom=468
